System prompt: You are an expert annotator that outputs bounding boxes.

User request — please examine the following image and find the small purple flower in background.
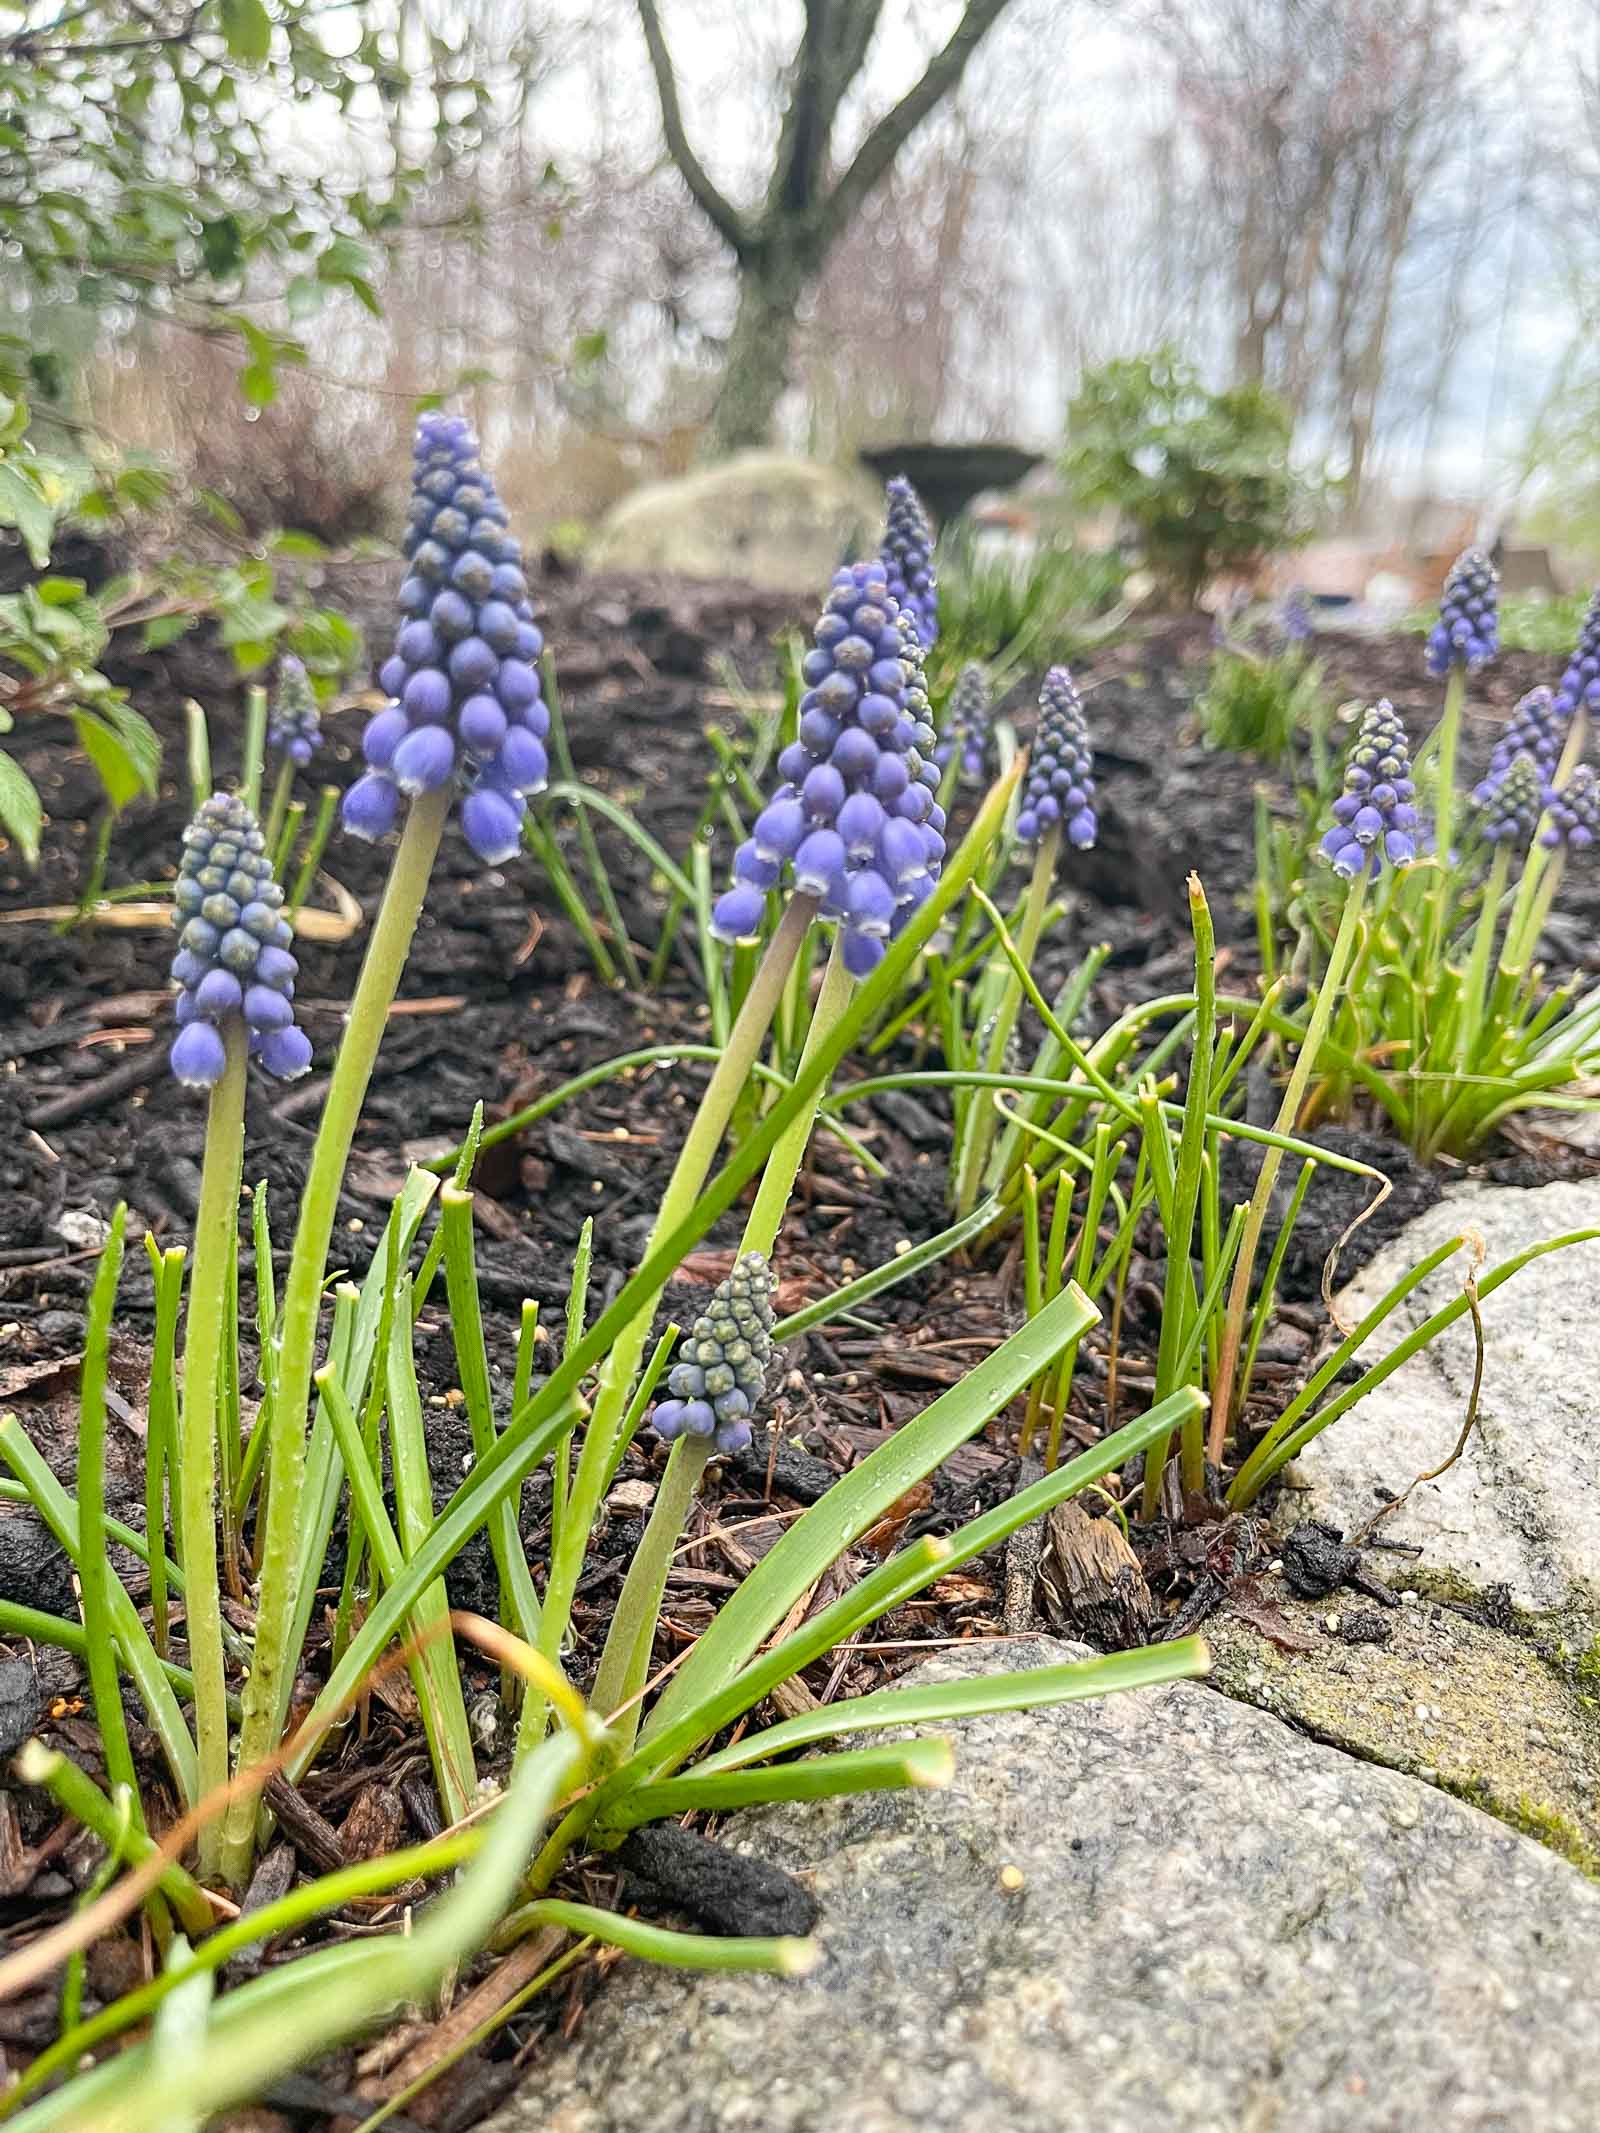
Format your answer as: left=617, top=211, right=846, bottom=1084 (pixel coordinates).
left=1478, top=751, right=1544, bottom=847
left=1016, top=666, right=1096, bottom=850
left=711, top=559, right=946, bottom=980
left=935, top=662, right=992, bottom=783
left=1552, top=588, right=1600, bottom=723
left=1424, top=546, right=1499, bottom=677
left=344, top=412, right=549, bottom=865
left=1471, top=686, right=1569, bottom=810
left=267, top=654, right=321, bottom=768
left=651, top=1252, right=775, bottom=1455
left=1277, top=585, right=1313, bottom=647
left=1320, top=700, right=1420, bottom=878
left=881, top=476, right=938, bottom=649
left=1541, top=765, right=1600, bottom=851
left=169, top=793, right=312, bottom=1087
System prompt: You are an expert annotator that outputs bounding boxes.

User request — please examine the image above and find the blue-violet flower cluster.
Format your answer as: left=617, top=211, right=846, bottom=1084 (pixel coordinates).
left=344, top=413, right=548, bottom=865
left=711, top=560, right=945, bottom=978
left=1277, top=585, right=1313, bottom=646
left=1472, top=686, right=1568, bottom=811
left=1320, top=700, right=1419, bottom=877
left=1425, top=545, right=1499, bottom=677
left=1016, top=666, right=1096, bottom=850
left=268, top=654, right=321, bottom=767
left=169, top=793, right=311, bottom=1087
left=651, top=1252, right=775, bottom=1455
left=935, top=661, right=992, bottom=782
left=1478, top=751, right=1545, bottom=847
left=1541, top=765, right=1600, bottom=851
left=881, top=476, right=938, bottom=649
left=1552, top=589, right=1600, bottom=723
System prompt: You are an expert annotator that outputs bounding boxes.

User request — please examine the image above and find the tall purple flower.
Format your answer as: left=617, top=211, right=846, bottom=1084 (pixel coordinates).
left=1016, top=667, right=1095, bottom=850
left=651, top=1252, right=774, bottom=1456
left=711, top=560, right=945, bottom=980
left=267, top=654, right=321, bottom=768
left=343, top=413, right=549, bottom=865
left=1471, top=687, right=1568, bottom=811
left=881, top=476, right=938, bottom=649
left=169, top=793, right=312, bottom=1086
left=935, top=662, right=991, bottom=783
left=1320, top=701, right=1419, bottom=878
left=1277, top=585, right=1313, bottom=647
left=1552, top=589, right=1600, bottom=724
left=1424, top=546, right=1499, bottom=677
left=1478, top=751, right=1544, bottom=848
left=1541, top=765, right=1600, bottom=852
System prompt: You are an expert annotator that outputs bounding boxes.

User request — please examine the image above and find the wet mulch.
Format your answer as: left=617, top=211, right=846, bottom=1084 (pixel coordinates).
left=3, top=567, right=1598, bottom=2125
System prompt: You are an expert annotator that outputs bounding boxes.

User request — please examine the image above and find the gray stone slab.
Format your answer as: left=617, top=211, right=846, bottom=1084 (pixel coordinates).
left=487, top=1639, right=1600, bottom=2133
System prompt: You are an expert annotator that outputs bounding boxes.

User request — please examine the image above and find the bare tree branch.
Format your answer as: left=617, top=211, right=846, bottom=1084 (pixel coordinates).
left=634, top=0, right=752, bottom=257
left=824, top=0, right=1015, bottom=236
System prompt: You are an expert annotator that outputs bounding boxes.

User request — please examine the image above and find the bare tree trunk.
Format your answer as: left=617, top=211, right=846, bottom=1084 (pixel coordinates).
left=709, top=244, right=817, bottom=454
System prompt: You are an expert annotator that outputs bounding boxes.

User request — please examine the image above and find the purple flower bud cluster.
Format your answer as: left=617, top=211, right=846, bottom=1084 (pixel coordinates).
left=343, top=413, right=548, bottom=866
left=1471, top=687, right=1569, bottom=812
left=1320, top=700, right=1419, bottom=878
left=1425, top=546, right=1499, bottom=677
left=881, top=476, right=938, bottom=649
left=935, top=662, right=992, bottom=783
left=651, top=1252, right=774, bottom=1455
left=1277, top=585, right=1313, bottom=647
left=1552, top=589, right=1600, bottom=722
left=1016, top=667, right=1096, bottom=850
left=169, top=793, right=311, bottom=1087
left=711, top=560, right=946, bottom=980
left=1478, top=751, right=1544, bottom=847
left=1540, top=765, right=1600, bottom=851
left=267, top=654, right=320, bottom=768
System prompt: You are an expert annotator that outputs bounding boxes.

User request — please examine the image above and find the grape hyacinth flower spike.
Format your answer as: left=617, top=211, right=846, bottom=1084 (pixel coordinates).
left=1471, top=686, right=1568, bottom=810
left=1425, top=545, right=1499, bottom=677
left=1277, top=585, right=1313, bottom=647
left=169, top=792, right=312, bottom=1086
left=1017, top=666, right=1096, bottom=851
left=651, top=1252, right=775, bottom=1455
left=1541, top=765, right=1600, bottom=852
left=881, top=475, right=938, bottom=649
left=1552, top=588, right=1600, bottom=731
left=1479, top=751, right=1545, bottom=848
left=1320, top=701, right=1419, bottom=878
left=344, top=411, right=550, bottom=865
left=935, top=661, right=992, bottom=783
left=268, top=654, right=321, bottom=767
left=711, top=558, right=945, bottom=980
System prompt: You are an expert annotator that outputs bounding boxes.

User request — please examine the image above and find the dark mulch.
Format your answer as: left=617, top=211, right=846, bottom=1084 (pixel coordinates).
left=2, top=565, right=1596, bottom=2124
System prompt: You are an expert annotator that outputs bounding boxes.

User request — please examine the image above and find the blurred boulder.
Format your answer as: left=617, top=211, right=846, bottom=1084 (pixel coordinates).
left=588, top=452, right=882, bottom=593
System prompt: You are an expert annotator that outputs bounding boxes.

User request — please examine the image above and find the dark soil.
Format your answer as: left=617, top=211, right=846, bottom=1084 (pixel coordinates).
left=3, top=566, right=1597, bottom=2125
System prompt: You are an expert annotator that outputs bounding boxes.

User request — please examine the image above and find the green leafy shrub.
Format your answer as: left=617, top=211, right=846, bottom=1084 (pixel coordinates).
left=1198, top=644, right=1327, bottom=763
left=1062, top=350, right=1312, bottom=606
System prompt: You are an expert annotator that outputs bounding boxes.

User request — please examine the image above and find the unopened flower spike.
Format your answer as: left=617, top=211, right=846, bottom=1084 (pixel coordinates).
left=1320, top=700, right=1419, bottom=878
left=1424, top=545, right=1499, bottom=677
left=1016, top=666, right=1096, bottom=851
left=267, top=654, right=321, bottom=767
left=935, top=661, right=992, bottom=782
left=1552, top=588, right=1600, bottom=723
left=881, top=475, right=938, bottom=649
left=1541, top=765, right=1600, bottom=852
left=651, top=1252, right=775, bottom=1455
left=343, top=411, right=550, bottom=865
left=1478, top=751, right=1544, bottom=848
left=711, top=558, right=946, bottom=979
left=1472, top=687, right=1569, bottom=810
left=169, top=792, right=312, bottom=1086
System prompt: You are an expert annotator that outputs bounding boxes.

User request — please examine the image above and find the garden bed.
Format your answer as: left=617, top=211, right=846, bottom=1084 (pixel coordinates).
left=3, top=565, right=1599, bottom=2125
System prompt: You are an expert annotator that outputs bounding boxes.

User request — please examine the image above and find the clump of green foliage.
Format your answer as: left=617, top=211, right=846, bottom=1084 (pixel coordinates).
left=1198, top=640, right=1326, bottom=764
left=1062, top=350, right=1311, bottom=606
left=929, top=524, right=1127, bottom=690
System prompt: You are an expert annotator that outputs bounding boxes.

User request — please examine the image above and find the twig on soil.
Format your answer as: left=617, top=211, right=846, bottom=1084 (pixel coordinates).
left=28, top=1046, right=166, bottom=1129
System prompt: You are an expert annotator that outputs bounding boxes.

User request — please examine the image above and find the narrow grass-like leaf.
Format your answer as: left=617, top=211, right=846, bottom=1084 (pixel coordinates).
left=608, top=1738, right=955, bottom=1829
left=15, top=1743, right=212, bottom=1935
left=143, top=1240, right=185, bottom=1656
